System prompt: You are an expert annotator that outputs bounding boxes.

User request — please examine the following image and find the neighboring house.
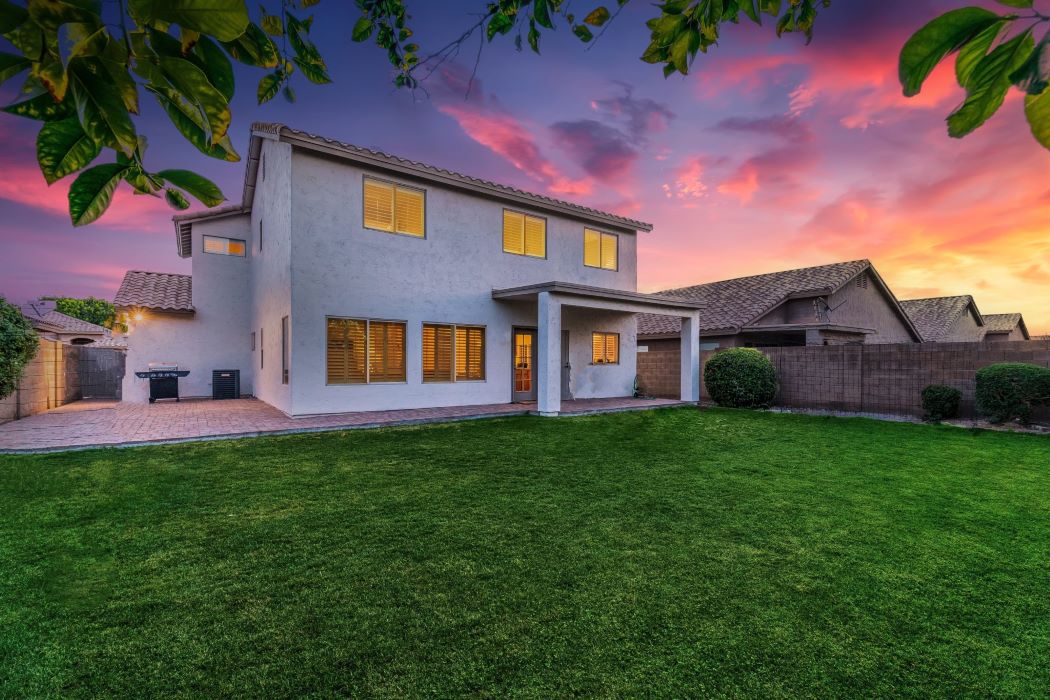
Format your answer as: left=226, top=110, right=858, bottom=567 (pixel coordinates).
left=980, top=313, right=1030, bottom=341
left=20, top=299, right=122, bottom=346
left=116, top=123, right=703, bottom=415
left=899, top=295, right=985, bottom=343
left=637, top=260, right=921, bottom=349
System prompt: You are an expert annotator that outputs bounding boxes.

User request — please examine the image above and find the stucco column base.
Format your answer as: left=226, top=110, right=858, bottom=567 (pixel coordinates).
left=537, top=411, right=560, bottom=417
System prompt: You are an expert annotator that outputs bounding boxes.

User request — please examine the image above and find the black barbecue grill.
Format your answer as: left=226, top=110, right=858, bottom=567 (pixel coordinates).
left=135, top=363, right=190, bottom=403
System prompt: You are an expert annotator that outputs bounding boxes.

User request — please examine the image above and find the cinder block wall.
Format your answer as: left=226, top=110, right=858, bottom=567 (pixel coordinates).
left=638, top=339, right=1050, bottom=419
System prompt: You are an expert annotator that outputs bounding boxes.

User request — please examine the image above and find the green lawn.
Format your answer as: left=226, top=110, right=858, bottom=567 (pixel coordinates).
left=2, top=408, right=1048, bottom=698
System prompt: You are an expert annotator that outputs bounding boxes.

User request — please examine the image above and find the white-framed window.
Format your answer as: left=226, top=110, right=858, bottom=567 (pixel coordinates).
left=502, top=209, right=546, bottom=258
left=363, top=177, right=425, bottom=237
left=591, top=332, right=619, bottom=364
left=203, top=235, right=246, bottom=257
left=422, top=323, right=485, bottom=382
left=326, top=317, right=407, bottom=384
left=584, top=228, right=618, bottom=270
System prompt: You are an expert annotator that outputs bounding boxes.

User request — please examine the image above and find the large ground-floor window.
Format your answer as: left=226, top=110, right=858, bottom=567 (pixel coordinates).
left=327, top=317, right=406, bottom=384
left=423, top=323, right=485, bottom=382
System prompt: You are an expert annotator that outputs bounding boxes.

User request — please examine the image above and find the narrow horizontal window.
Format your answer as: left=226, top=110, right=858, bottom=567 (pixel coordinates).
left=327, top=317, right=406, bottom=384
left=584, top=228, right=617, bottom=270
left=363, top=177, right=425, bottom=237
left=203, top=235, right=246, bottom=257
left=503, top=209, right=545, bottom=258
left=592, top=332, right=619, bottom=364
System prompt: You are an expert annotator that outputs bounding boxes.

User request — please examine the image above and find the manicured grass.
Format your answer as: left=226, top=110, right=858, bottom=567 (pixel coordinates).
left=2, top=408, right=1049, bottom=698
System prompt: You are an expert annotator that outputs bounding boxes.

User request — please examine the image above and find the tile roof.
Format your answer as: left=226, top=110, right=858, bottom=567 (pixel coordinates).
left=982, top=313, right=1027, bottom=337
left=114, top=271, right=193, bottom=312
left=899, top=295, right=980, bottom=342
left=638, top=260, right=872, bottom=336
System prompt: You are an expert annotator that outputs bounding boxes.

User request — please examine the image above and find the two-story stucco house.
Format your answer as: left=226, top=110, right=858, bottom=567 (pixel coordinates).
left=115, top=123, right=702, bottom=416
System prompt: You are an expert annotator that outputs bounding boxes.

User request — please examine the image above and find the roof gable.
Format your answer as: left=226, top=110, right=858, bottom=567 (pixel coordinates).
left=982, top=312, right=1029, bottom=339
left=899, top=295, right=983, bottom=342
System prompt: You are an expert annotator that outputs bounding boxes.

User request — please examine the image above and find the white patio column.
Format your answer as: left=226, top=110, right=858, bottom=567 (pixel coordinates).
left=536, top=291, right=562, bottom=416
left=680, top=311, right=700, bottom=403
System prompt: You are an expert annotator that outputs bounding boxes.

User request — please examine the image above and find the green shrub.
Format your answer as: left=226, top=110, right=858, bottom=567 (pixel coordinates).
left=704, top=348, right=777, bottom=409
left=975, top=363, right=1050, bottom=424
left=0, top=297, right=39, bottom=400
left=921, top=384, right=961, bottom=422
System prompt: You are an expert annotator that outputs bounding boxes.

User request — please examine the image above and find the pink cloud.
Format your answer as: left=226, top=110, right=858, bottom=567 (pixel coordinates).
left=662, top=157, right=708, bottom=201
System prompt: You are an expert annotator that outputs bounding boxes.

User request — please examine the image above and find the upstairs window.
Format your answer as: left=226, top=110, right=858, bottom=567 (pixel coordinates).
left=584, top=228, right=617, bottom=270
left=203, top=235, right=246, bottom=257
left=591, top=332, right=620, bottom=364
left=327, top=318, right=406, bottom=384
left=363, top=177, right=425, bottom=237
left=503, top=210, right=546, bottom=258
left=422, top=324, right=486, bottom=382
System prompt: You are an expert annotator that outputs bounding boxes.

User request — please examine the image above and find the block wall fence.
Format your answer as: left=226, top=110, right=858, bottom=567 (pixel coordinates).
left=638, top=339, right=1050, bottom=419
left=0, top=340, right=125, bottom=423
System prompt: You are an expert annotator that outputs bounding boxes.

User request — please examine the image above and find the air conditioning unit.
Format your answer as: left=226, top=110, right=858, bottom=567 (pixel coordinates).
left=212, top=369, right=240, bottom=400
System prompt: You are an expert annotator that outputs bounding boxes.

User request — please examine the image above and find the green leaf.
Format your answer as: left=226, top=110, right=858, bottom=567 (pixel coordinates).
left=33, top=56, right=69, bottom=101
left=192, top=34, right=235, bottom=101
left=156, top=168, right=224, bottom=206
left=0, top=51, right=30, bottom=86
left=36, top=115, right=101, bottom=184
left=955, top=20, right=1002, bottom=87
left=1009, top=38, right=1049, bottom=95
left=995, top=0, right=1032, bottom=7
left=899, top=7, right=1001, bottom=97
left=131, top=0, right=249, bottom=42
left=146, top=84, right=240, bottom=161
left=164, top=187, right=191, bottom=209
left=669, top=28, right=695, bottom=73
left=159, top=55, right=231, bottom=141
left=583, top=6, right=611, bottom=26
left=573, top=24, right=594, bottom=42
left=257, top=71, right=281, bottom=103
left=282, top=83, right=295, bottom=102
left=70, top=59, right=138, bottom=155
left=68, top=162, right=128, bottom=226
left=285, top=12, right=322, bottom=63
left=3, top=90, right=75, bottom=121
left=0, top=0, right=29, bottom=34
left=351, top=16, right=373, bottom=41
left=27, top=0, right=99, bottom=29
left=487, top=12, right=513, bottom=41
left=533, top=0, right=553, bottom=29
left=740, top=0, right=761, bottom=24
left=293, top=56, right=330, bottom=84
left=527, top=23, right=539, bottom=53
left=947, top=31, right=1034, bottom=138
left=261, top=13, right=283, bottom=36
left=1025, top=85, right=1050, bottom=149
left=759, top=0, right=780, bottom=16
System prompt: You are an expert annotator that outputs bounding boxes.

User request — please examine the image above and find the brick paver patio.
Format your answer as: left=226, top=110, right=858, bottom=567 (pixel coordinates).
left=0, top=397, right=688, bottom=454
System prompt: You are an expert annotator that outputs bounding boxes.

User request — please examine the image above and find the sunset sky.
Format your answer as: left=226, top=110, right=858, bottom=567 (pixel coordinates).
left=1, top=0, right=1048, bottom=332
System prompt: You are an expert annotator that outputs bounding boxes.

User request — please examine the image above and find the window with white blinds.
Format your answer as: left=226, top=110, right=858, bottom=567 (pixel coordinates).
left=591, top=332, right=619, bottom=364
left=363, top=177, right=425, bottom=237
left=327, top=317, right=406, bottom=384
left=503, top=209, right=546, bottom=258
left=422, top=323, right=485, bottom=382
left=203, top=235, right=246, bottom=257
left=584, top=228, right=618, bottom=270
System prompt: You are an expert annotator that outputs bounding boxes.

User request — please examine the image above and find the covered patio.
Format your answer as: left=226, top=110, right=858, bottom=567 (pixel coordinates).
left=492, top=282, right=703, bottom=416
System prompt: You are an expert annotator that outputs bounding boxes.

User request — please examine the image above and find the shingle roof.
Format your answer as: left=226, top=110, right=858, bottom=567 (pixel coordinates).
left=899, top=295, right=981, bottom=342
left=982, top=313, right=1027, bottom=336
left=638, top=260, right=872, bottom=336
left=114, top=271, right=193, bottom=312
left=20, top=305, right=108, bottom=335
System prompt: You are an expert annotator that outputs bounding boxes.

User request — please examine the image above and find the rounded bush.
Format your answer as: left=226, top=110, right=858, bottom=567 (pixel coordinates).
left=921, top=384, right=961, bottom=422
left=0, top=297, right=39, bottom=400
left=975, top=363, right=1050, bottom=424
left=704, top=348, right=777, bottom=409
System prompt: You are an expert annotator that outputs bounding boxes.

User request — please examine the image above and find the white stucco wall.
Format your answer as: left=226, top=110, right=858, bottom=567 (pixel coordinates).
left=122, top=215, right=252, bottom=403
left=285, top=150, right=640, bottom=415
left=249, top=137, right=294, bottom=413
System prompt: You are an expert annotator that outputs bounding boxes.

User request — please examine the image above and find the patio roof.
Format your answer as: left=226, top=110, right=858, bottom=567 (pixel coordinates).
left=492, top=282, right=705, bottom=315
